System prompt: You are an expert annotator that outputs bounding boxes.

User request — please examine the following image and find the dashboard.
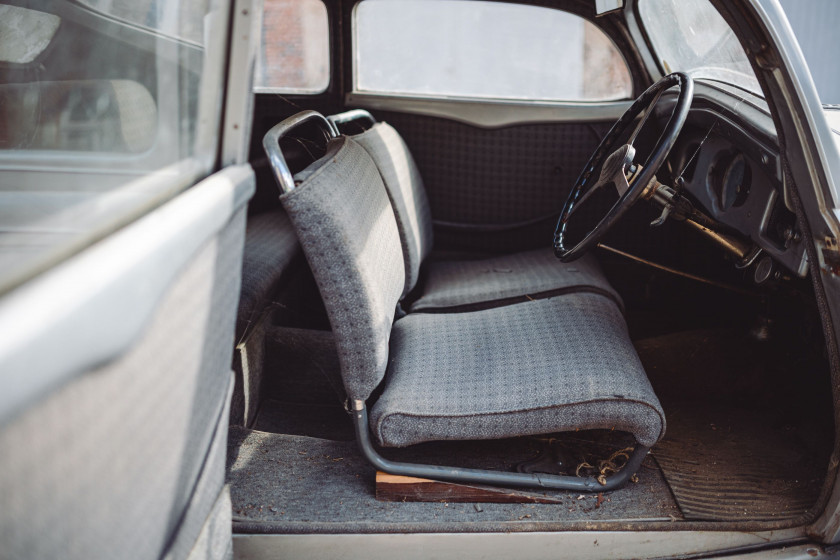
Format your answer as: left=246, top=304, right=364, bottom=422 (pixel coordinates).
left=660, top=86, right=808, bottom=278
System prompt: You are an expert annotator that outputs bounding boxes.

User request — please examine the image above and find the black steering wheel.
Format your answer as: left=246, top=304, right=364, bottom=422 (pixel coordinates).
left=553, top=72, right=694, bottom=262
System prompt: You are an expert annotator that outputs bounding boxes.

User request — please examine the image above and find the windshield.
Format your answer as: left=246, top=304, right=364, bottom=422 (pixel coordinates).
left=638, top=0, right=761, bottom=96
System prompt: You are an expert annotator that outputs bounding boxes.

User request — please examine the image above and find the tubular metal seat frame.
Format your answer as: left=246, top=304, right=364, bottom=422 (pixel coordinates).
left=263, top=110, right=652, bottom=491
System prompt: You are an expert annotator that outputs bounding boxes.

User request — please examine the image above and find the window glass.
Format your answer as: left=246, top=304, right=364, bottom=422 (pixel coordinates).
left=0, top=5, right=60, bottom=64
left=255, top=0, right=330, bottom=93
left=354, top=0, right=632, bottom=102
left=75, top=0, right=208, bottom=43
left=0, top=0, right=230, bottom=293
left=638, top=0, right=761, bottom=96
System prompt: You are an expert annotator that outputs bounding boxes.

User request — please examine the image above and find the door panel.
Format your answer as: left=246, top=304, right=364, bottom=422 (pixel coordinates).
left=0, top=166, right=254, bottom=560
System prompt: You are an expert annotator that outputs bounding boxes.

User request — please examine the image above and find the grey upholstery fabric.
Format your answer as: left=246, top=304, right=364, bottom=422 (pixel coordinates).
left=164, top=377, right=233, bottom=560
left=231, top=210, right=298, bottom=427
left=231, top=314, right=268, bottom=427
left=183, top=488, right=233, bottom=560
left=354, top=122, right=434, bottom=296
left=378, top=112, right=610, bottom=226
left=411, top=249, right=621, bottom=312
left=280, top=136, right=405, bottom=401
left=0, top=211, right=244, bottom=560
left=351, top=120, right=618, bottom=310
left=236, top=209, right=299, bottom=339
left=371, top=293, right=665, bottom=448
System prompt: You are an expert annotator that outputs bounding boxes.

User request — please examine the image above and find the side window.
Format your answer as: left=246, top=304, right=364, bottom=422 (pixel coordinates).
left=0, top=1, right=230, bottom=293
left=354, top=0, right=632, bottom=102
left=255, top=0, right=330, bottom=94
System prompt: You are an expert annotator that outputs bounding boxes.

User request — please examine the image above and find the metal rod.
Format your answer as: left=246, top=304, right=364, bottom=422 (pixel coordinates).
left=350, top=403, right=650, bottom=492
left=262, top=110, right=338, bottom=194
left=328, top=109, right=377, bottom=129
left=597, top=244, right=761, bottom=297
left=682, top=218, right=753, bottom=260
left=645, top=178, right=757, bottom=262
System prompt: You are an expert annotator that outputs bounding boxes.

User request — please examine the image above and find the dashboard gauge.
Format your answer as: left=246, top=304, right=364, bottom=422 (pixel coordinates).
left=753, top=255, right=775, bottom=284
left=719, top=153, right=751, bottom=210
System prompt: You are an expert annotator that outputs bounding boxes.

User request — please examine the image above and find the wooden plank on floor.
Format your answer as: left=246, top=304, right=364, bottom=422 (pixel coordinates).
left=375, top=471, right=566, bottom=503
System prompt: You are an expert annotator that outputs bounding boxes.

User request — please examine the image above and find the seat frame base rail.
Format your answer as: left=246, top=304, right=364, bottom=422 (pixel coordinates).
left=350, top=401, right=650, bottom=492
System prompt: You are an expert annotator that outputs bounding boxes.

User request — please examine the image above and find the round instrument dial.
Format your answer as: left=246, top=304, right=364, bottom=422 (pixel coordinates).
left=719, top=153, right=751, bottom=210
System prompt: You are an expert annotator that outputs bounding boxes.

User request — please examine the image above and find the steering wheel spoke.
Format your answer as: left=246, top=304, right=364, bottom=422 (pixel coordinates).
left=627, top=88, right=665, bottom=148
left=553, top=73, right=694, bottom=262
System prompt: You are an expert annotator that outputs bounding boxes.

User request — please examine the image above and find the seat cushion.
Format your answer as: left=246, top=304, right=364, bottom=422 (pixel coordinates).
left=371, top=292, right=664, bottom=448
left=236, top=210, right=299, bottom=339
left=409, top=248, right=621, bottom=312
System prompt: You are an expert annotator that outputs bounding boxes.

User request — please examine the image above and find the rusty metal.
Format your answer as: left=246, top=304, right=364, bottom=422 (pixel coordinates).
left=596, top=244, right=761, bottom=297
left=643, top=178, right=761, bottom=265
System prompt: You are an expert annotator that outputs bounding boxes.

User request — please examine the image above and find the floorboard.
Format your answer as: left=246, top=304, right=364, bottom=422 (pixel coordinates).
left=226, top=427, right=681, bottom=533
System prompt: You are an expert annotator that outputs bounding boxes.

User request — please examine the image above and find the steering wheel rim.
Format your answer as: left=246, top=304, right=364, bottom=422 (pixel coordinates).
left=553, top=72, right=694, bottom=262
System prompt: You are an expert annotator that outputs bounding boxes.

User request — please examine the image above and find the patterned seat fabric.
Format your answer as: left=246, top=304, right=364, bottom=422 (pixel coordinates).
left=279, top=128, right=665, bottom=450
left=232, top=209, right=300, bottom=427
left=352, top=121, right=621, bottom=311
left=353, top=122, right=432, bottom=298
left=411, top=248, right=621, bottom=312
left=282, top=136, right=405, bottom=401
left=236, top=210, right=300, bottom=339
left=372, top=293, right=664, bottom=448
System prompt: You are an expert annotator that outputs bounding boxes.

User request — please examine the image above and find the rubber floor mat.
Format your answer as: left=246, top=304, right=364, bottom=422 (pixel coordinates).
left=653, top=403, right=826, bottom=522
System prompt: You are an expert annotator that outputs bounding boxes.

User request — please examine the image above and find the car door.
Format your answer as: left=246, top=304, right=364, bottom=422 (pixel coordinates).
left=0, top=0, right=260, bottom=558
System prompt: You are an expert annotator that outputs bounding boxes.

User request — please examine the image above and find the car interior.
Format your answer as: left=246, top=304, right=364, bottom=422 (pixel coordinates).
left=228, top=0, right=836, bottom=535
left=0, top=0, right=838, bottom=557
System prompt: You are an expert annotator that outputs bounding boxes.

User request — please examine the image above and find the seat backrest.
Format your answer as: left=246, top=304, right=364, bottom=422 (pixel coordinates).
left=353, top=122, right=433, bottom=297
left=280, top=135, right=405, bottom=401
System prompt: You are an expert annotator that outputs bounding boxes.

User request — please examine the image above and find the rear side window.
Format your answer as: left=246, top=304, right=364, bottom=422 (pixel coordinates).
left=256, top=0, right=330, bottom=93
left=354, top=0, right=632, bottom=102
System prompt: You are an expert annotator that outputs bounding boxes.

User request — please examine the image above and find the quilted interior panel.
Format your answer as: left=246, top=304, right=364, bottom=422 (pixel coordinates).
left=378, top=112, right=611, bottom=225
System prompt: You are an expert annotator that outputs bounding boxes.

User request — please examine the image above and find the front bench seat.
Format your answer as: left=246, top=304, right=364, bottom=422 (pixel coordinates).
left=329, top=110, right=620, bottom=312
left=265, top=111, right=664, bottom=491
